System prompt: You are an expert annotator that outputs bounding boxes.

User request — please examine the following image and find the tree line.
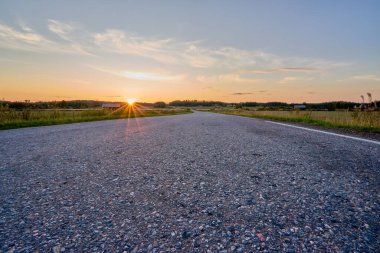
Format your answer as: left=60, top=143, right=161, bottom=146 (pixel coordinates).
left=0, top=99, right=371, bottom=110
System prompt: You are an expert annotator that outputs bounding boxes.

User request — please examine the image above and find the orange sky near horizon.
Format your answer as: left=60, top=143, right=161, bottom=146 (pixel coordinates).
left=1, top=68, right=377, bottom=104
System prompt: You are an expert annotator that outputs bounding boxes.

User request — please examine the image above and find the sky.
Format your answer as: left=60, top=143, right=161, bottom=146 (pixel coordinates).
left=0, top=0, right=379, bottom=103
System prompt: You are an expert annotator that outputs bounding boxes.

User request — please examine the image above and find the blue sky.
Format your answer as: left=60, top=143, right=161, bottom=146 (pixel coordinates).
left=0, top=0, right=379, bottom=102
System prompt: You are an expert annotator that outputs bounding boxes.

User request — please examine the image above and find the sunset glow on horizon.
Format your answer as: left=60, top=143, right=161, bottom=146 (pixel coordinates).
left=0, top=1, right=379, bottom=103
left=126, top=98, right=137, bottom=105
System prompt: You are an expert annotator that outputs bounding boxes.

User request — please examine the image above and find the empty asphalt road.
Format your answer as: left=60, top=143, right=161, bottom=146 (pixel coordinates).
left=1, top=112, right=379, bottom=252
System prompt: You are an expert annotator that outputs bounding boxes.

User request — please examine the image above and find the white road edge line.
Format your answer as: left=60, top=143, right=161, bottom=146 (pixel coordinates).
left=265, top=121, right=380, bottom=145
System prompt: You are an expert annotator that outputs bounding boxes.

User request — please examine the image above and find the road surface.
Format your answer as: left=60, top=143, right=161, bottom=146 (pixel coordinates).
left=0, top=112, right=379, bottom=252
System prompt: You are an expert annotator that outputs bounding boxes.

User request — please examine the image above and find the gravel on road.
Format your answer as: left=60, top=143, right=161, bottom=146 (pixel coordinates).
left=0, top=112, right=379, bottom=252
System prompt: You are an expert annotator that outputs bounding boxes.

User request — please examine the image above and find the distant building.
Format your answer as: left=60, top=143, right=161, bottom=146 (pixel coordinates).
left=293, top=104, right=306, bottom=110
left=102, top=103, right=122, bottom=109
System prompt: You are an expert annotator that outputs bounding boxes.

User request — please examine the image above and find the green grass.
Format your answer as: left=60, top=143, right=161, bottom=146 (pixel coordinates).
left=0, top=107, right=192, bottom=130
left=211, top=108, right=380, bottom=133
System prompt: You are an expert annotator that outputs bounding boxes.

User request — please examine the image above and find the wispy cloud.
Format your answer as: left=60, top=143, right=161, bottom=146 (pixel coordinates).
left=215, top=47, right=280, bottom=69
left=232, top=92, right=253, bottom=95
left=180, top=42, right=217, bottom=68
left=338, top=74, right=380, bottom=82
left=351, top=74, right=380, bottom=82
left=17, top=20, right=33, bottom=32
left=243, top=67, right=321, bottom=74
left=93, top=29, right=179, bottom=64
left=0, top=22, right=54, bottom=50
left=48, top=19, right=93, bottom=55
left=92, top=30, right=262, bottom=68
left=278, top=76, right=314, bottom=84
left=197, top=74, right=265, bottom=84
left=89, top=66, right=183, bottom=82
left=0, top=20, right=351, bottom=72
left=91, top=28, right=350, bottom=71
left=120, top=71, right=183, bottom=81
left=0, top=21, right=91, bottom=55
left=48, top=19, right=75, bottom=41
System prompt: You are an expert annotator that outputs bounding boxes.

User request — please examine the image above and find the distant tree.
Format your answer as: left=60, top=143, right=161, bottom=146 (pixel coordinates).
left=241, top=102, right=259, bottom=107
left=153, top=101, right=167, bottom=108
left=57, top=100, right=67, bottom=108
left=169, top=100, right=225, bottom=107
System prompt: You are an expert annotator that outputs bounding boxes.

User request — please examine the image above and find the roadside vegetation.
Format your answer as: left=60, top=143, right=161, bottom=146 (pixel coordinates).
left=210, top=108, right=380, bottom=133
left=0, top=105, right=191, bottom=130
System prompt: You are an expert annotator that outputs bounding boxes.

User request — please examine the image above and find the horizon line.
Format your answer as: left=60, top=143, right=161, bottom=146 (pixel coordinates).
left=0, top=99, right=371, bottom=104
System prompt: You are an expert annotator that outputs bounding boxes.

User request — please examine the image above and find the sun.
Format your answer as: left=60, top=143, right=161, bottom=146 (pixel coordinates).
left=126, top=98, right=137, bottom=105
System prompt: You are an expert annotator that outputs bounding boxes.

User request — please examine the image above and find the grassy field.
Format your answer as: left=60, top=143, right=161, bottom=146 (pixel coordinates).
left=211, top=108, right=380, bottom=133
left=0, top=106, right=192, bottom=130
